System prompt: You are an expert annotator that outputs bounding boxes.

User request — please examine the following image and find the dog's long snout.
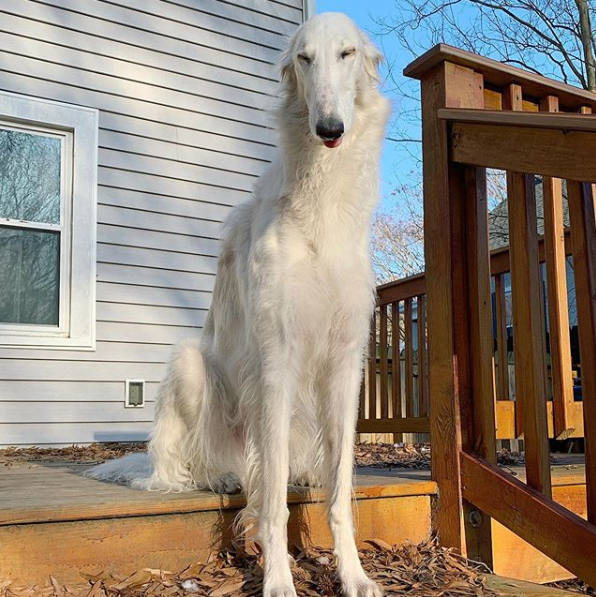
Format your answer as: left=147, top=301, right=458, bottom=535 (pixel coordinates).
left=316, top=118, right=344, bottom=141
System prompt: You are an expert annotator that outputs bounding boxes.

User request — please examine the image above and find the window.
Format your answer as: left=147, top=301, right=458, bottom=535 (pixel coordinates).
left=0, top=91, right=98, bottom=349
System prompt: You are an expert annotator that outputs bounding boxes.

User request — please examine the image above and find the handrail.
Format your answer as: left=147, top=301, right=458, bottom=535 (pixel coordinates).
left=439, top=108, right=596, bottom=131
left=404, top=44, right=596, bottom=110
left=376, top=273, right=425, bottom=305
left=377, top=230, right=572, bottom=304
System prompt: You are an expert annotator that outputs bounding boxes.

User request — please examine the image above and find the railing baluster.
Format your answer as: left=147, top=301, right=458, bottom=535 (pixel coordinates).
left=567, top=180, right=596, bottom=524
left=504, top=82, right=525, bottom=441
left=504, top=83, right=523, bottom=111
left=541, top=95, right=575, bottom=439
left=368, top=308, right=377, bottom=420
left=391, top=301, right=402, bottom=420
left=404, top=298, right=414, bottom=418
left=465, top=166, right=498, bottom=466
left=507, top=171, right=552, bottom=497
left=495, top=273, right=510, bottom=402
left=417, top=295, right=428, bottom=418
left=379, top=303, right=389, bottom=419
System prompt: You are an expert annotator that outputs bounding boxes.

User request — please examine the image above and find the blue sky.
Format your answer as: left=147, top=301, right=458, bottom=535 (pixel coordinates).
left=316, top=0, right=422, bottom=208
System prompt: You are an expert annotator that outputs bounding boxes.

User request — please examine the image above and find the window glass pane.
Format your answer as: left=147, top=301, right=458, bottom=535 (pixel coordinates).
left=0, top=127, right=61, bottom=224
left=0, top=227, right=60, bottom=325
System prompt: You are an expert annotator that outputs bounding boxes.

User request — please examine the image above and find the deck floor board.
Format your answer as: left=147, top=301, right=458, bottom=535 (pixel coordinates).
left=0, top=461, right=438, bottom=525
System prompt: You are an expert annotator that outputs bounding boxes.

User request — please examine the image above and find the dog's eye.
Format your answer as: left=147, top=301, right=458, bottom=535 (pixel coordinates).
left=340, top=48, right=356, bottom=59
left=297, top=53, right=312, bottom=65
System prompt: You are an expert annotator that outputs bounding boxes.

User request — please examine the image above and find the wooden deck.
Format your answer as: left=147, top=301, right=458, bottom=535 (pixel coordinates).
left=0, top=456, right=587, bottom=586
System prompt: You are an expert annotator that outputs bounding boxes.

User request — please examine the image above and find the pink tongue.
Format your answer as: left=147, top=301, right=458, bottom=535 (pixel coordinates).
left=323, top=138, right=343, bottom=148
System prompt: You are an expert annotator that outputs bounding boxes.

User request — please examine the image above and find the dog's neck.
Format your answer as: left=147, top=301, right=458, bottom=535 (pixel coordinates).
left=270, top=90, right=390, bottom=253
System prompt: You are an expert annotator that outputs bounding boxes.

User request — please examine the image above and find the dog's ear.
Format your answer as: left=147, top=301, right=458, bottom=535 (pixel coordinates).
left=360, top=31, right=383, bottom=84
left=279, top=39, right=298, bottom=96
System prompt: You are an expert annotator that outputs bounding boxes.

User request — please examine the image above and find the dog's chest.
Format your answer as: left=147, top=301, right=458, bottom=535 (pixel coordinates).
left=280, top=233, right=373, bottom=331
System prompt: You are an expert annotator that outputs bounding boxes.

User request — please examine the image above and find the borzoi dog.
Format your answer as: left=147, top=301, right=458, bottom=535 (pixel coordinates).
left=88, top=12, right=390, bottom=597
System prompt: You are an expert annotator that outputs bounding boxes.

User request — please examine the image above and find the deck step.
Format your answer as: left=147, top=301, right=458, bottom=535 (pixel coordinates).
left=0, top=463, right=435, bottom=585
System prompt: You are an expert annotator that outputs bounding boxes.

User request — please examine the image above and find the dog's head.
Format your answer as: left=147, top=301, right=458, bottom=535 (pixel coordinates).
left=280, top=12, right=383, bottom=149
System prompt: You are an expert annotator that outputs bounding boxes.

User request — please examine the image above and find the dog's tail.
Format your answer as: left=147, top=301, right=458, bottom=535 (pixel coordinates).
left=86, top=338, right=224, bottom=492
left=84, top=452, right=153, bottom=486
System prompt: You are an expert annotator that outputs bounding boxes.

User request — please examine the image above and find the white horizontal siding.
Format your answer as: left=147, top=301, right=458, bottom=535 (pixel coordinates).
left=97, top=264, right=215, bottom=291
left=0, top=12, right=279, bottom=95
left=98, top=283, right=213, bottom=310
left=97, top=187, right=233, bottom=223
left=0, top=380, right=161, bottom=401
left=0, top=422, right=153, bottom=446
left=97, top=321, right=202, bottom=345
left=99, top=167, right=249, bottom=207
left=0, top=342, right=173, bottom=363
left=1, top=2, right=277, bottom=80
left=0, top=71, right=274, bottom=145
left=0, top=52, right=271, bottom=128
left=98, top=226, right=221, bottom=259
left=0, top=0, right=304, bottom=445
left=0, top=401, right=157, bottom=424
left=99, top=130, right=268, bottom=177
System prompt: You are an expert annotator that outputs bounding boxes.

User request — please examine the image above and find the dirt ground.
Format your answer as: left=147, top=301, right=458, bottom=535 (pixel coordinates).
left=0, top=441, right=517, bottom=469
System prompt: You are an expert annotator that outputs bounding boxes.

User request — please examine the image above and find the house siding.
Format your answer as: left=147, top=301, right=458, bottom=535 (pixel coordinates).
left=0, top=0, right=305, bottom=446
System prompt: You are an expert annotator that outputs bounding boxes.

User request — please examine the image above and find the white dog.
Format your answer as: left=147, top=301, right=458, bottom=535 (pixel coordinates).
left=88, top=12, right=389, bottom=597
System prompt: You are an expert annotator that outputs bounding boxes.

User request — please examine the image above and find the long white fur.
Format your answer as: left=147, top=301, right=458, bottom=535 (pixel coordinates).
left=86, top=13, right=390, bottom=597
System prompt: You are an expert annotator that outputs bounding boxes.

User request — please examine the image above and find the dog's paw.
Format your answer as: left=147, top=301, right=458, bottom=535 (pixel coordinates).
left=211, top=472, right=242, bottom=494
left=290, top=475, right=322, bottom=488
left=263, top=585, right=297, bottom=597
left=342, top=577, right=383, bottom=597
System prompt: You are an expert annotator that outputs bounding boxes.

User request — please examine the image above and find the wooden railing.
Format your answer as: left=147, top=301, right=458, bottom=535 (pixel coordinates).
left=362, top=44, right=596, bottom=585
left=358, top=231, right=585, bottom=440
left=357, top=273, right=429, bottom=437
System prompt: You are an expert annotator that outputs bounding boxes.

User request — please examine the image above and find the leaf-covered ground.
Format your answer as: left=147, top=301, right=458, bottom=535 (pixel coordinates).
left=0, top=540, right=497, bottom=597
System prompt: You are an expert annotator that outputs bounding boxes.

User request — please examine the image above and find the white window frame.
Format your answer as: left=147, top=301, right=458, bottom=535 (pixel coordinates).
left=0, top=91, right=98, bottom=350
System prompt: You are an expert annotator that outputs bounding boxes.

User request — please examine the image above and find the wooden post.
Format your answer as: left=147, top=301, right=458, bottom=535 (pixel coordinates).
left=463, top=165, right=498, bottom=565
left=507, top=172, right=552, bottom=497
left=420, top=60, right=484, bottom=553
left=540, top=95, right=575, bottom=439
left=567, top=181, right=596, bottom=524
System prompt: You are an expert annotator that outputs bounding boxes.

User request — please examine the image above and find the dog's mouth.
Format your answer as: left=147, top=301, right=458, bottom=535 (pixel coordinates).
left=322, top=137, right=343, bottom=149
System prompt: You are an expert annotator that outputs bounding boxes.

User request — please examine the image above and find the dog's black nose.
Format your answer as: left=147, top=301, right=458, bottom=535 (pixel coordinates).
left=316, top=119, right=344, bottom=140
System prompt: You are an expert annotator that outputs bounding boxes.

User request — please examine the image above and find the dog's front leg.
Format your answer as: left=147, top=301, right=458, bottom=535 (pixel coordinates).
left=258, top=354, right=298, bottom=597
left=322, top=345, right=382, bottom=597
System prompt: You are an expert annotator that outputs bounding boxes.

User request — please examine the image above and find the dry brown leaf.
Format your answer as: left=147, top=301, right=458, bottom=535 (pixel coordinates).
left=210, top=580, right=246, bottom=597
left=49, top=577, right=65, bottom=597
left=111, top=569, right=153, bottom=591
left=364, top=538, right=393, bottom=551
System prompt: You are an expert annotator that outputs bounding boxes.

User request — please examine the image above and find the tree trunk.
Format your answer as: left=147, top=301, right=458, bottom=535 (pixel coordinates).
left=575, top=0, right=596, bottom=91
